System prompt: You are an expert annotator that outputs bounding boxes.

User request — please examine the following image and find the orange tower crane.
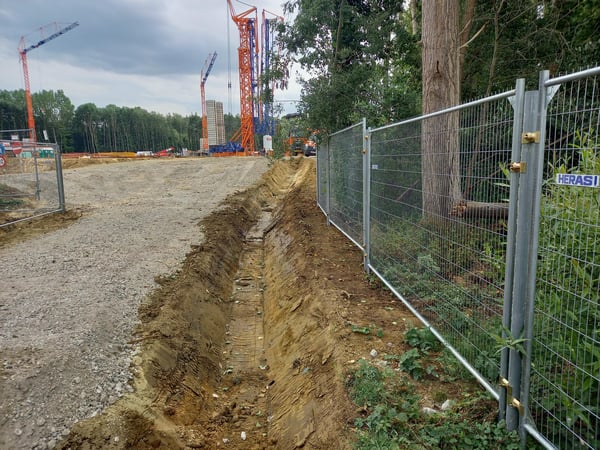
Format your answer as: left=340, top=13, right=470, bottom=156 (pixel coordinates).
left=227, top=0, right=259, bottom=155
left=200, top=52, right=217, bottom=151
left=18, top=21, right=79, bottom=143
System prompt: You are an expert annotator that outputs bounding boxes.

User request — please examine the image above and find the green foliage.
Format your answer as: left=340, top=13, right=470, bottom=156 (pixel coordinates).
left=420, top=420, right=520, bottom=450
left=281, top=0, right=420, bottom=131
left=531, top=131, right=600, bottom=446
left=0, top=88, right=243, bottom=154
left=404, top=327, right=441, bottom=353
left=347, top=359, right=389, bottom=407
left=347, top=357, right=522, bottom=449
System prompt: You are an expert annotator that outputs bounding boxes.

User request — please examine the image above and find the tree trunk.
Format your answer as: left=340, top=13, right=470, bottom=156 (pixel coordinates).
left=421, top=0, right=462, bottom=219
left=409, top=0, right=419, bottom=36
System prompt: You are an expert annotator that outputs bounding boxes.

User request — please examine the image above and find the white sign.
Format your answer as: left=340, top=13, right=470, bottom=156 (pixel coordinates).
left=555, top=173, right=599, bottom=188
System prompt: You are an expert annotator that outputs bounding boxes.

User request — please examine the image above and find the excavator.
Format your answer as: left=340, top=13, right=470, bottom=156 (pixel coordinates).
left=285, top=113, right=318, bottom=156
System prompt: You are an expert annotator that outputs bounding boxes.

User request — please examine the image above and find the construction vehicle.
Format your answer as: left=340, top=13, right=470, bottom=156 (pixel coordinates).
left=154, top=146, right=175, bottom=157
left=288, top=129, right=317, bottom=156
left=304, top=133, right=317, bottom=156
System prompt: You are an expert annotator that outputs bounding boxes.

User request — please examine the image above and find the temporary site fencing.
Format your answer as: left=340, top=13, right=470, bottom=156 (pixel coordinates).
left=316, top=67, right=600, bottom=450
left=0, top=132, right=65, bottom=228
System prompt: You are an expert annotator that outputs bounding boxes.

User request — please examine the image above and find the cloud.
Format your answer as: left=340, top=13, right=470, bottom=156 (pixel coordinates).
left=0, top=0, right=301, bottom=116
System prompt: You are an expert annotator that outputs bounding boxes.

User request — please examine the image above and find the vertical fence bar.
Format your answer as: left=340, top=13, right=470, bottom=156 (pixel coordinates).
left=505, top=88, right=543, bottom=431
left=362, top=119, right=371, bottom=272
left=55, top=146, right=65, bottom=212
left=518, top=69, right=553, bottom=447
left=500, top=78, right=526, bottom=423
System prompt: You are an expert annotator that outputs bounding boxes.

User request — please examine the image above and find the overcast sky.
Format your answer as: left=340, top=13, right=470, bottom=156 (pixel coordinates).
left=0, top=0, right=302, bottom=117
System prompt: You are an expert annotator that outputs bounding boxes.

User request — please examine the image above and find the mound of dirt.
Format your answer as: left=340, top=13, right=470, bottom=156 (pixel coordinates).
left=53, top=158, right=419, bottom=449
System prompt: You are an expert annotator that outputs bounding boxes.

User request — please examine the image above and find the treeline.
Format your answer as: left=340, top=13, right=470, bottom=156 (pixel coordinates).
left=0, top=89, right=241, bottom=153
left=281, top=0, right=600, bottom=133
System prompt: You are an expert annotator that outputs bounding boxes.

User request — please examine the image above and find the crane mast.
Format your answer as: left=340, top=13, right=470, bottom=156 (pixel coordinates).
left=18, top=21, right=79, bottom=143
left=258, top=10, right=284, bottom=137
left=227, top=0, right=259, bottom=155
left=201, top=52, right=217, bottom=151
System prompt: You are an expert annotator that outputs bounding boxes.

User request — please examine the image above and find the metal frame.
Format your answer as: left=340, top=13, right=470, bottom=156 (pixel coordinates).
left=315, top=66, right=600, bottom=450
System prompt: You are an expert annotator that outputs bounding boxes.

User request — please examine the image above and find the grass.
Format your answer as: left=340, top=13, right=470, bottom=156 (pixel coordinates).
left=345, top=327, right=536, bottom=449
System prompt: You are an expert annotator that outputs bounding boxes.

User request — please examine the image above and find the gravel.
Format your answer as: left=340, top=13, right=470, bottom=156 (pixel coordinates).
left=0, top=157, right=269, bottom=449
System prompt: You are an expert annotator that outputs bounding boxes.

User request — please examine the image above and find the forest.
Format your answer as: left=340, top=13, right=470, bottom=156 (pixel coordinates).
left=280, top=0, right=599, bottom=133
left=0, top=89, right=241, bottom=153
left=1, top=1, right=598, bottom=153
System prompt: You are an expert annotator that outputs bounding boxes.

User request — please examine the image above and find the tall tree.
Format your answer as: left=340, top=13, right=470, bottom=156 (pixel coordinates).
left=421, top=0, right=462, bottom=219
left=32, top=90, right=75, bottom=151
left=281, top=0, right=417, bottom=131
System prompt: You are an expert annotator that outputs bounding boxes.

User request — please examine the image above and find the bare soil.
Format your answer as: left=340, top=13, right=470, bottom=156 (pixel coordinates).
left=1, top=156, right=482, bottom=449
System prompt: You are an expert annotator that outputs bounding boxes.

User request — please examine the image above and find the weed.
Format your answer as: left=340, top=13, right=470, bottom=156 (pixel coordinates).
left=404, top=327, right=441, bottom=352
left=347, top=359, right=388, bottom=407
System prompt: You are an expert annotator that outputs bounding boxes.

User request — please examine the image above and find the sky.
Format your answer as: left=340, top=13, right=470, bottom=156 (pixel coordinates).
left=0, top=0, right=303, bottom=117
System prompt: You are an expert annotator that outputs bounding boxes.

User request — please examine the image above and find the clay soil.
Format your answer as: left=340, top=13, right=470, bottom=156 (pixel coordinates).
left=3, top=156, right=483, bottom=449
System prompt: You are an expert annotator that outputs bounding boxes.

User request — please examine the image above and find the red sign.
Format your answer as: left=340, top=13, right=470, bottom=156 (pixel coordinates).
left=13, top=147, right=22, bottom=156
left=0, top=155, right=6, bottom=167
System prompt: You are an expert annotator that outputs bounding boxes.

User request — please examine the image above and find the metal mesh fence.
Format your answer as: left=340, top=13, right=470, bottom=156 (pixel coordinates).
left=523, top=70, right=600, bottom=449
left=316, top=137, right=329, bottom=216
left=327, top=120, right=365, bottom=248
left=369, top=93, right=516, bottom=393
left=315, top=67, right=600, bottom=449
left=0, top=137, right=64, bottom=227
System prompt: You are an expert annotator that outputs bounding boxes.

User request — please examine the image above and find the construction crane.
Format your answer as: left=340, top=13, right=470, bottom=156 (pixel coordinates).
left=227, top=0, right=259, bottom=155
left=200, top=52, right=217, bottom=152
left=18, top=21, right=79, bottom=143
left=258, top=9, right=284, bottom=137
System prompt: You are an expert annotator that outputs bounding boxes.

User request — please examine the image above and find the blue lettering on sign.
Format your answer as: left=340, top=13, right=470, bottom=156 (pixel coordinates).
left=0, top=143, right=5, bottom=155
left=555, top=173, right=600, bottom=188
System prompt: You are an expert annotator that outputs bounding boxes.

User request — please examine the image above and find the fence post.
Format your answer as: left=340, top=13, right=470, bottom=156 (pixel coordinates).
left=362, top=119, right=370, bottom=272
left=504, top=86, right=543, bottom=432
left=500, top=78, right=526, bottom=424
left=55, top=145, right=66, bottom=212
left=518, top=70, right=555, bottom=447
left=326, top=136, right=331, bottom=225
left=503, top=72, right=554, bottom=438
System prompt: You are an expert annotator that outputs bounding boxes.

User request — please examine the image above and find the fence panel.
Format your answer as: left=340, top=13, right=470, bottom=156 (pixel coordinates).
left=317, top=66, right=600, bottom=450
left=522, top=68, right=600, bottom=449
left=316, top=136, right=329, bottom=216
left=0, top=140, right=65, bottom=227
left=327, top=120, right=365, bottom=249
left=368, top=92, right=517, bottom=394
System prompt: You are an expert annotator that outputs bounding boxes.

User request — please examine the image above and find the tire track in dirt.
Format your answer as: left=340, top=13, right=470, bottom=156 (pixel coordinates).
left=56, top=157, right=415, bottom=449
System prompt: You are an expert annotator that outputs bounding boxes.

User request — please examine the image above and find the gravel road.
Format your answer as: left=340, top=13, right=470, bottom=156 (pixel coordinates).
left=0, top=157, right=269, bottom=449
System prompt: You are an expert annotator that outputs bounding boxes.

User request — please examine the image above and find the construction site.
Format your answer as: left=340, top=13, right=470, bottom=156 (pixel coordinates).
left=1, top=2, right=519, bottom=450
left=1, top=3, right=407, bottom=449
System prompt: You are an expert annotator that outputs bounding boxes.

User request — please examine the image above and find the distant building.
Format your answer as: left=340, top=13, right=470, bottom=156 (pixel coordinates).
left=207, top=100, right=225, bottom=146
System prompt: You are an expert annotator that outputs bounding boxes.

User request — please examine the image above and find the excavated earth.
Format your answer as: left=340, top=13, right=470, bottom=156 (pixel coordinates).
left=4, top=157, right=427, bottom=449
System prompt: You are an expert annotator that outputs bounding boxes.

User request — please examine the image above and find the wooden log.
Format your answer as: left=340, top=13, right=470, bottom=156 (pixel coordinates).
left=450, top=200, right=508, bottom=219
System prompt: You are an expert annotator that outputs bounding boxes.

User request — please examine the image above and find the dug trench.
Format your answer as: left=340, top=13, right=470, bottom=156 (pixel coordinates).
left=56, top=157, right=418, bottom=449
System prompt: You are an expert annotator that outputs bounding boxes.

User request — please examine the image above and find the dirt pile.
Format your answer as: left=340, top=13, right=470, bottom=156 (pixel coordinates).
left=56, top=157, right=414, bottom=449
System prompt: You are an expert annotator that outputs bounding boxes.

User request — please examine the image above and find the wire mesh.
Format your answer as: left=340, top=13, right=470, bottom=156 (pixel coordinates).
left=526, top=71, right=600, bottom=449
left=369, top=94, right=515, bottom=388
left=0, top=138, right=63, bottom=227
left=327, top=122, right=365, bottom=248
left=316, top=67, right=600, bottom=450
left=316, top=138, right=329, bottom=215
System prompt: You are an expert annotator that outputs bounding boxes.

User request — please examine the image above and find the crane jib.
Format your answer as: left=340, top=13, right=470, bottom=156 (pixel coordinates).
left=23, top=21, right=79, bottom=54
